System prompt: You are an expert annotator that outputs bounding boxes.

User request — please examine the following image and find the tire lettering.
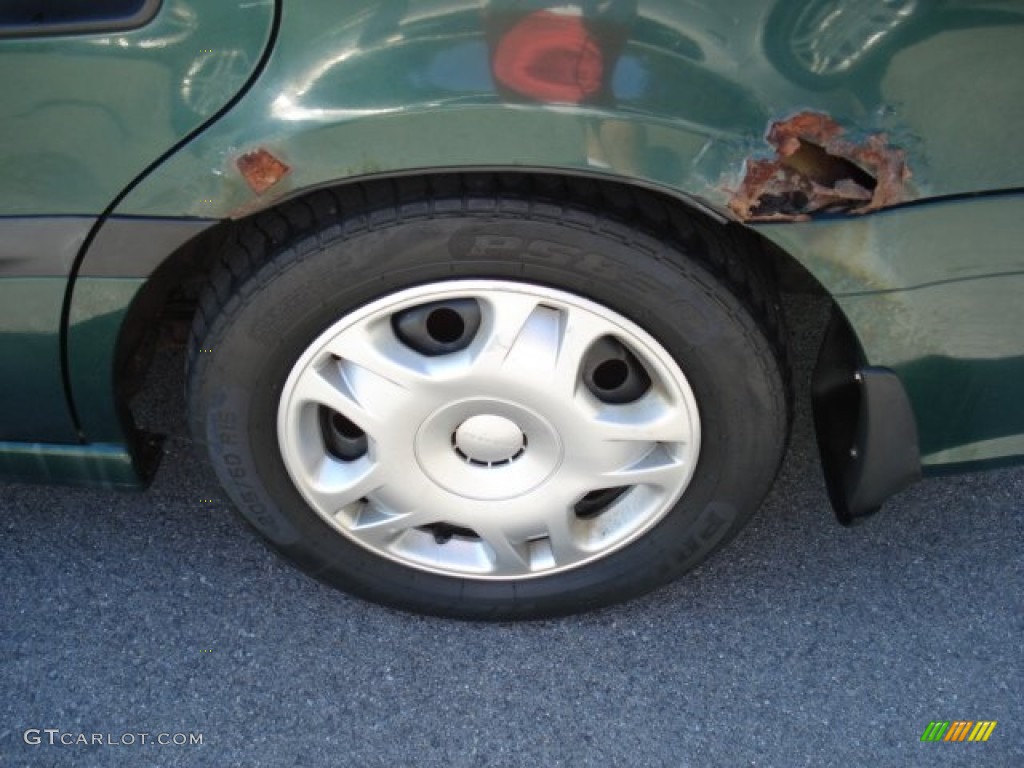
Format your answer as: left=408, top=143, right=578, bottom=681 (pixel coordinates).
left=699, top=507, right=728, bottom=539
left=214, top=411, right=237, bottom=429
left=524, top=239, right=581, bottom=260
left=679, top=503, right=734, bottom=563
left=217, top=455, right=294, bottom=540
left=207, top=402, right=297, bottom=542
left=467, top=235, right=523, bottom=257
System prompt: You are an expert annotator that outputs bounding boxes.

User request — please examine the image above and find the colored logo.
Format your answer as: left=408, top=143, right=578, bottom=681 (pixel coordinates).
left=921, top=721, right=997, bottom=742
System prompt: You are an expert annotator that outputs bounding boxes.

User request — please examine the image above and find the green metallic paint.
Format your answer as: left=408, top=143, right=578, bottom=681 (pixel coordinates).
left=104, top=0, right=1024, bottom=473
left=0, top=216, right=213, bottom=449
left=0, top=441, right=148, bottom=489
left=0, top=218, right=92, bottom=443
left=0, top=0, right=275, bottom=216
left=65, top=218, right=216, bottom=447
left=754, top=191, right=1024, bottom=470
left=3, top=0, right=1024, bottom=486
left=67, top=278, right=148, bottom=443
left=0, top=0, right=273, bottom=483
left=115, top=1, right=1024, bottom=220
left=0, top=280, right=79, bottom=442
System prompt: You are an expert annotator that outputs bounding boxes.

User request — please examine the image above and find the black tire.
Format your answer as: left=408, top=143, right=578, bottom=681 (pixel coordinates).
left=186, top=175, right=789, bottom=620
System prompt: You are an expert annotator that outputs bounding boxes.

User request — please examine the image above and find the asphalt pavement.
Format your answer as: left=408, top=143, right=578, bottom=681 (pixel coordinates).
left=2, top=295, right=1021, bottom=767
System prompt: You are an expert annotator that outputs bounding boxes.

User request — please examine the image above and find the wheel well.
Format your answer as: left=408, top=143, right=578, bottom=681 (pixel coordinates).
left=115, top=170, right=828, bottom=432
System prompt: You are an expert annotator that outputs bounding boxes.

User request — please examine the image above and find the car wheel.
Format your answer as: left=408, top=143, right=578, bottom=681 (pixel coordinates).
left=187, top=177, right=789, bottom=619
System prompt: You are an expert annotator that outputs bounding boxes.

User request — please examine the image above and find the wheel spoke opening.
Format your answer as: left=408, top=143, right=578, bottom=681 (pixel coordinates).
left=419, top=521, right=479, bottom=545
left=392, top=298, right=481, bottom=356
left=319, top=407, right=368, bottom=461
left=573, top=486, right=630, bottom=519
left=582, top=336, right=651, bottom=404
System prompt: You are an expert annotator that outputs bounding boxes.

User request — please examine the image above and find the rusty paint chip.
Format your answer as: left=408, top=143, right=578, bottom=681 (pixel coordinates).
left=729, top=111, right=910, bottom=222
left=236, top=148, right=290, bottom=194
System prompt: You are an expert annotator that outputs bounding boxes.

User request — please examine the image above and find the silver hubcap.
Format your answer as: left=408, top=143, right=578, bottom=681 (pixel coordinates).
left=277, top=280, right=701, bottom=580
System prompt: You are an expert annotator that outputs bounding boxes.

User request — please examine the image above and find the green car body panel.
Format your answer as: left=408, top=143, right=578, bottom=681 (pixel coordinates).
left=1, top=0, right=1022, bottom=489
left=0, top=0, right=275, bottom=481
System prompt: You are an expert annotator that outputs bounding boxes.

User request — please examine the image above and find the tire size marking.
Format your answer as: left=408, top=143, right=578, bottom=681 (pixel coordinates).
left=210, top=407, right=298, bottom=543
left=676, top=502, right=732, bottom=563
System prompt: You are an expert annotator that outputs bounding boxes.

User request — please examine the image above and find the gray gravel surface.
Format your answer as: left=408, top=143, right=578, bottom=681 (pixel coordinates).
left=2, top=296, right=1021, bottom=767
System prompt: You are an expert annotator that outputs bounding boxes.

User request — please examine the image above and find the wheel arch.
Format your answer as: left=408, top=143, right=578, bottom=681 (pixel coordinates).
left=92, top=168, right=827, bottom=481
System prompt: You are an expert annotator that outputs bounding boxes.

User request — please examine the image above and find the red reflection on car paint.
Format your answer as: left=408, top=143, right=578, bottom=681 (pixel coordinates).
left=492, top=10, right=604, bottom=104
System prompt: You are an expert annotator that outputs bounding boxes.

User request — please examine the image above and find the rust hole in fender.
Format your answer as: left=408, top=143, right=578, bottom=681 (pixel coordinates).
left=236, top=148, right=290, bottom=194
left=729, top=111, right=911, bottom=222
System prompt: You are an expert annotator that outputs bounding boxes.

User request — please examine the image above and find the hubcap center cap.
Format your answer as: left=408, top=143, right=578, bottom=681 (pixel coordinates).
left=415, top=398, right=562, bottom=501
left=454, top=414, right=525, bottom=465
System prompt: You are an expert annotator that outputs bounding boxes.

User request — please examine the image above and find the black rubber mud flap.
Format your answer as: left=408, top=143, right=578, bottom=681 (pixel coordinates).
left=812, top=308, right=921, bottom=524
